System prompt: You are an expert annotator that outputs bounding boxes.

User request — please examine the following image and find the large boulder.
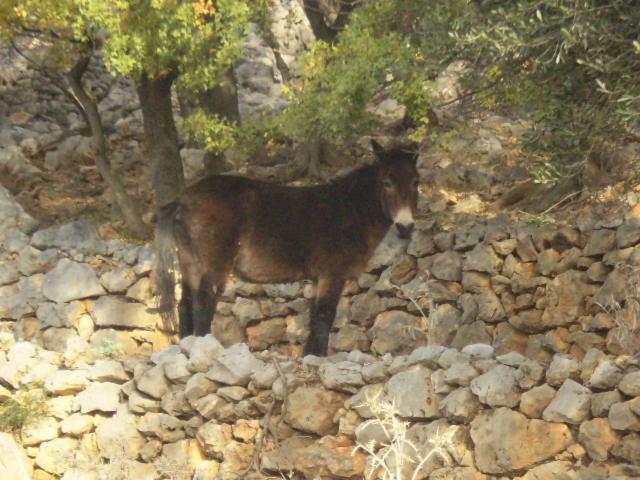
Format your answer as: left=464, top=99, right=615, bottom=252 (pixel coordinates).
left=0, top=432, right=33, bottom=480
left=285, top=386, right=346, bottom=436
left=387, top=365, right=441, bottom=418
left=91, top=296, right=159, bottom=330
left=470, top=408, right=573, bottom=474
left=31, top=220, right=104, bottom=254
left=43, top=259, right=105, bottom=303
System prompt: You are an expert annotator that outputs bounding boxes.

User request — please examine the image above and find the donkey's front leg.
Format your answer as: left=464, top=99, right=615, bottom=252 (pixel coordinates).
left=303, top=277, right=345, bottom=356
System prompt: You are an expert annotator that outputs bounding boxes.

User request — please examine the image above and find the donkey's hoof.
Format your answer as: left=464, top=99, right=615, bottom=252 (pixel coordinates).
left=303, top=341, right=328, bottom=357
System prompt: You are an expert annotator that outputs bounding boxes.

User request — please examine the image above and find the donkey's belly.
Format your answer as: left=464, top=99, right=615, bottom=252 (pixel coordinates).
left=232, top=241, right=307, bottom=284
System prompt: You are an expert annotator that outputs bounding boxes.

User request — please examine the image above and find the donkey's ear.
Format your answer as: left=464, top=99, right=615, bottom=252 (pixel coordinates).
left=371, top=139, right=386, bottom=160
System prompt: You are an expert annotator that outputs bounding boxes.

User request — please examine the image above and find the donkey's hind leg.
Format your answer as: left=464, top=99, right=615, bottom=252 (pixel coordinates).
left=192, top=273, right=228, bottom=336
left=304, top=276, right=345, bottom=356
left=189, top=237, right=235, bottom=336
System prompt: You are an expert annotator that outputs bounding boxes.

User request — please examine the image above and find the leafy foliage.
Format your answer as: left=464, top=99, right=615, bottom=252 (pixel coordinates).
left=79, top=0, right=254, bottom=92
left=182, top=111, right=238, bottom=152
left=451, top=0, right=640, bottom=165
left=276, top=0, right=640, bottom=170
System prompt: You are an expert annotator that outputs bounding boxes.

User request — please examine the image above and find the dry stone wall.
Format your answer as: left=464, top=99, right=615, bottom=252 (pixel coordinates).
left=2, top=186, right=640, bottom=478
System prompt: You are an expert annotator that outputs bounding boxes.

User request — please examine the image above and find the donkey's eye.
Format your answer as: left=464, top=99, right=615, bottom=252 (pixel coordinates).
left=412, top=179, right=420, bottom=189
left=383, top=179, right=393, bottom=189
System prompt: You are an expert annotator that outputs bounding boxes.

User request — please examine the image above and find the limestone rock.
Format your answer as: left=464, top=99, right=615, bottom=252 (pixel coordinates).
left=138, top=412, right=185, bottom=442
left=36, top=301, right=85, bottom=329
left=440, top=387, right=480, bottom=422
left=42, top=259, right=104, bottom=303
left=591, top=390, right=623, bottom=417
left=583, top=229, right=616, bottom=256
left=451, top=321, right=491, bottom=349
left=520, top=384, right=556, bottom=419
left=136, top=364, right=170, bottom=399
left=89, top=329, right=138, bottom=359
left=34, top=437, right=78, bottom=475
left=261, top=435, right=366, bottom=479
left=160, top=439, right=205, bottom=477
left=546, top=354, right=580, bottom=386
left=0, top=185, right=38, bottom=246
left=369, top=310, right=426, bottom=354
left=206, top=343, right=265, bottom=386
left=619, top=371, right=640, bottom=397
left=100, top=266, right=136, bottom=293
left=318, top=361, right=364, bottom=393
left=196, top=421, right=232, bottom=458
left=609, top=402, right=640, bottom=431
left=444, top=362, right=479, bottom=387
left=387, top=365, right=441, bottom=418
left=408, top=230, right=437, bottom=257
left=407, top=345, right=446, bottom=368
left=95, top=405, right=145, bottom=460
left=430, top=251, right=462, bottom=281
left=76, top=382, right=121, bottom=413
left=60, top=414, right=94, bottom=436
left=588, top=360, right=624, bottom=389
left=231, top=297, right=264, bottom=326
left=21, top=416, right=60, bottom=446
left=183, top=335, right=225, bottom=373
left=470, top=408, right=573, bottom=474
left=89, top=359, right=128, bottom=383
left=579, top=418, right=619, bottom=461
left=522, top=461, right=579, bottom=480
left=470, top=364, right=520, bottom=407
left=542, top=379, right=591, bottom=424
left=44, top=369, right=88, bottom=394
left=0, top=432, right=32, bottom=480
left=463, top=243, right=502, bottom=274
left=17, top=246, right=57, bottom=276
left=184, top=373, right=218, bottom=404
left=128, top=390, right=161, bottom=414
left=428, top=304, right=463, bottom=346
left=285, top=386, right=345, bottom=435
left=246, top=318, right=287, bottom=349
left=611, top=432, right=640, bottom=464
left=91, top=296, right=158, bottom=330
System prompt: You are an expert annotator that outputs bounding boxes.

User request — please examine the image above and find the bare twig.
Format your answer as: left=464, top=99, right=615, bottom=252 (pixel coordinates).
left=272, top=358, right=289, bottom=445
left=241, top=357, right=290, bottom=477
left=538, top=189, right=583, bottom=215
left=242, top=399, right=276, bottom=477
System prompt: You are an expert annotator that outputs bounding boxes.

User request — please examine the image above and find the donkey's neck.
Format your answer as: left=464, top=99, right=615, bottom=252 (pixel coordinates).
left=334, top=164, right=392, bottom=238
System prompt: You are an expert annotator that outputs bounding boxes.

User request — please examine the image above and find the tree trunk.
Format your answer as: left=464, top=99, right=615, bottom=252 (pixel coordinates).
left=137, top=71, right=185, bottom=206
left=306, top=137, right=323, bottom=178
left=66, top=52, right=149, bottom=239
left=303, top=0, right=339, bottom=42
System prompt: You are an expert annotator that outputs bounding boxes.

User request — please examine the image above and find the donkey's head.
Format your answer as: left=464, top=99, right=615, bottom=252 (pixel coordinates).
left=372, top=140, right=419, bottom=239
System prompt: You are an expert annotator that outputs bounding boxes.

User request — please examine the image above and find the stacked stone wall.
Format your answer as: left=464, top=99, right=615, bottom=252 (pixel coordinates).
left=2, top=186, right=640, bottom=479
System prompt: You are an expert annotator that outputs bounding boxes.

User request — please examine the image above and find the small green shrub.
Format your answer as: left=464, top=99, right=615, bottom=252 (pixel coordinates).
left=0, top=388, right=49, bottom=433
left=92, top=339, right=123, bottom=358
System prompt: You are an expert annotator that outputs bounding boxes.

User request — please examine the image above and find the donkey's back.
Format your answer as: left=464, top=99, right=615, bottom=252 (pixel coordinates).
left=179, top=171, right=382, bottom=281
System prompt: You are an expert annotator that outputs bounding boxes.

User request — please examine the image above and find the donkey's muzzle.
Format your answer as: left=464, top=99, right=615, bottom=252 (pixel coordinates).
left=395, top=222, right=414, bottom=239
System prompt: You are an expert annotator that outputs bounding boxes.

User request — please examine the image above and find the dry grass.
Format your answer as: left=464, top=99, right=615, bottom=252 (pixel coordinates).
left=354, top=391, right=455, bottom=480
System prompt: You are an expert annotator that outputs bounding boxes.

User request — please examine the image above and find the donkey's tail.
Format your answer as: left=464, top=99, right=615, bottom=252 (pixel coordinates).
left=154, top=201, right=180, bottom=331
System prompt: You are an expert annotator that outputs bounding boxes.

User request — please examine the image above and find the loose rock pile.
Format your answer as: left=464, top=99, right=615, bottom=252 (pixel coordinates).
left=0, top=335, right=639, bottom=479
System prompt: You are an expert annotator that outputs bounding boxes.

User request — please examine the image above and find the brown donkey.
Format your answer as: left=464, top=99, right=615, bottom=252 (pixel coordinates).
left=155, top=141, right=419, bottom=356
